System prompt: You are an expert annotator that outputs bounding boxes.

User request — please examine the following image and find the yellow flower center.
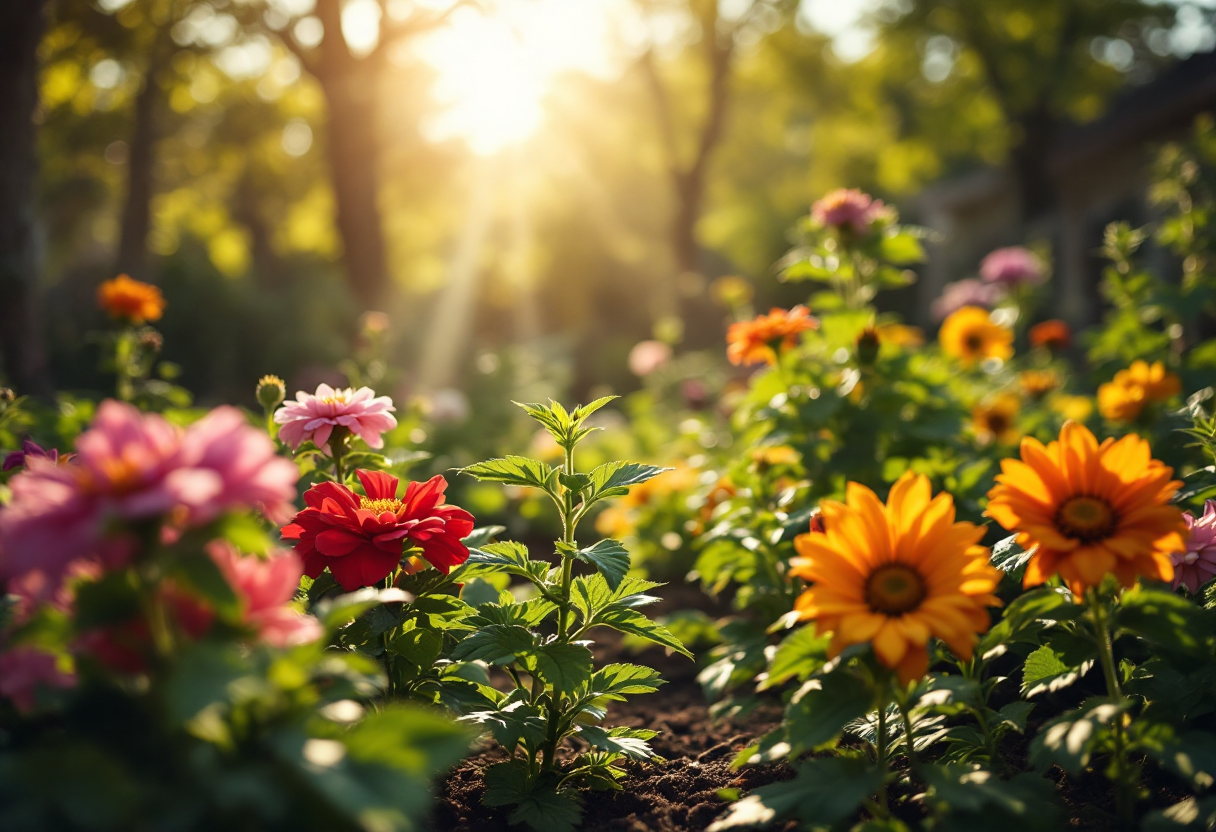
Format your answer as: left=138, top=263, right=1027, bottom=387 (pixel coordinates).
left=1055, top=496, right=1117, bottom=542
left=865, top=563, right=927, bottom=616
left=360, top=497, right=402, bottom=514
left=319, top=390, right=353, bottom=406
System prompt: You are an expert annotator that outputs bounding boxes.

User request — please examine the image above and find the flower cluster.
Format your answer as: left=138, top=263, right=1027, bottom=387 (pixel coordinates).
left=97, top=274, right=165, bottom=324
left=726, top=305, right=818, bottom=366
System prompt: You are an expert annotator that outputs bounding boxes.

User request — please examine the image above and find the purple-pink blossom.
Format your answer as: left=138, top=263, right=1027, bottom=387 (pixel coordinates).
left=980, top=246, right=1044, bottom=287
left=3, top=439, right=64, bottom=472
left=207, top=541, right=322, bottom=648
left=1173, top=500, right=1216, bottom=594
left=812, top=189, right=885, bottom=235
left=0, top=648, right=75, bottom=712
left=931, top=279, right=1004, bottom=321
left=274, top=384, right=397, bottom=454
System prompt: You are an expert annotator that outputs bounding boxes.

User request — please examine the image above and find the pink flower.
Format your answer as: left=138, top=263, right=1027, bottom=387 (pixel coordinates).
left=0, top=648, right=75, bottom=712
left=812, top=189, right=884, bottom=234
left=0, top=401, right=298, bottom=597
left=931, top=279, right=1004, bottom=321
left=980, top=246, right=1044, bottom=287
left=179, top=407, right=299, bottom=524
left=628, top=340, right=673, bottom=377
left=1173, top=500, right=1216, bottom=594
left=208, top=541, right=322, bottom=647
left=274, top=384, right=397, bottom=454
left=3, top=439, right=65, bottom=471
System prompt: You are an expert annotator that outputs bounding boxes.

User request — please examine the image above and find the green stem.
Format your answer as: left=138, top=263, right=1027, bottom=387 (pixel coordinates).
left=331, top=427, right=349, bottom=484
left=1087, top=589, right=1133, bottom=829
left=897, top=695, right=919, bottom=771
left=875, top=690, right=890, bottom=818
left=542, top=443, right=579, bottom=772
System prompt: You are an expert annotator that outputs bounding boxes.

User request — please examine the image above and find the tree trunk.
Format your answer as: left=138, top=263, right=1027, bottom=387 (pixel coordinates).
left=1010, top=106, right=1060, bottom=222
left=321, top=80, right=387, bottom=309
left=0, top=0, right=52, bottom=397
left=114, top=47, right=166, bottom=280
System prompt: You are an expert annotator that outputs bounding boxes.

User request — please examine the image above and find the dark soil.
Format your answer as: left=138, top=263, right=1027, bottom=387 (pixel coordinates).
left=427, top=588, right=795, bottom=832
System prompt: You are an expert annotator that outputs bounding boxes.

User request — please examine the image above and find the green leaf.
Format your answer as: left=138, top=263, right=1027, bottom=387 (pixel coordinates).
left=1139, top=728, right=1216, bottom=791
left=574, top=539, right=630, bottom=591
left=707, top=757, right=883, bottom=831
left=167, top=551, right=240, bottom=618
left=460, top=456, right=557, bottom=492
left=450, top=624, right=534, bottom=665
left=1021, top=645, right=1092, bottom=697
left=314, top=587, right=411, bottom=629
left=1118, top=585, right=1213, bottom=656
left=484, top=760, right=582, bottom=832
left=571, top=574, right=661, bottom=623
left=878, top=231, right=926, bottom=264
left=462, top=525, right=507, bottom=548
left=1143, top=797, right=1216, bottom=832
left=785, top=668, right=874, bottom=753
left=587, top=663, right=665, bottom=699
left=215, top=513, right=273, bottom=555
left=995, top=701, right=1036, bottom=734
left=559, top=472, right=591, bottom=492
left=990, top=534, right=1035, bottom=576
left=979, top=587, right=1080, bottom=652
left=453, top=541, right=551, bottom=588
left=760, top=625, right=830, bottom=690
left=592, top=607, right=692, bottom=657
left=392, top=627, right=443, bottom=667
left=526, top=642, right=593, bottom=696
left=585, top=462, right=670, bottom=503
left=919, top=764, right=1061, bottom=826
left=1029, top=698, right=1127, bottom=774
left=482, top=759, right=533, bottom=807
left=577, top=725, right=659, bottom=760
left=462, top=702, right=548, bottom=750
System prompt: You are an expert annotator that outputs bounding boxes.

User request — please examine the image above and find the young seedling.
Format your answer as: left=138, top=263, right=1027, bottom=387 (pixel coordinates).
left=453, top=398, right=691, bottom=832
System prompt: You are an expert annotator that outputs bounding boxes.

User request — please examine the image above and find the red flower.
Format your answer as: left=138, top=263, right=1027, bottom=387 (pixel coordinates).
left=280, top=470, right=474, bottom=591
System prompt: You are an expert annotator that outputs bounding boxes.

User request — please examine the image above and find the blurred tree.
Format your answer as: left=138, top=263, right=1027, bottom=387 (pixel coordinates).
left=0, top=0, right=51, bottom=396
left=233, top=0, right=471, bottom=309
left=882, top=0, right=1176, bottom=219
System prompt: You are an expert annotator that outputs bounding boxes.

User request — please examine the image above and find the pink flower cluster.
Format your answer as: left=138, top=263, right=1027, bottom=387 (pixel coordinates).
left=931, top=278, right=1004, bottom=321
left=274, top=384, right=397, bottom=455
left=1173, top=500, right=1216, bottom=594
left=208, top=541, right=322, bottom=647
left=0, top=401, right=298, bottom=600
left=980, top=246, right=1044, bottom=287
left=812, top=189, right=886, bottom=235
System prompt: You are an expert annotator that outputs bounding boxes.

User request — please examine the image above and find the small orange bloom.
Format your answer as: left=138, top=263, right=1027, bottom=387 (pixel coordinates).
left=971, top=394, right=1020, bottom=445
left=986, top=422, right=1186, bottom=594
left=1019, top=369, right=1061, bottom=398
left=97, top=274, right=165, bottom=324
left=1029, top=320, right=1071, bottom=351
left=1097, top=360, right=1181, bottom=422
left=726, top=306, right=818, bottom=366
left=939, top=306, right=1013, bottom=366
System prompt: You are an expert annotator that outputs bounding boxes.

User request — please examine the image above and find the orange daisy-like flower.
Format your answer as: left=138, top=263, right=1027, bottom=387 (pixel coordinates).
left=1020, top=369, right=1061, bottom=399
left=97, top=274, right=166, bottom=324
left=1029, top=319, right=1071, bottom=351
left=939, top=306, right=1013, bottom=366
left=972, top=393, right=1020, bottom=445
left=726, top=306, right=818, bottom=366
left=986, top=421, right=1186, bottom=594
left=1097, top=360, right=1181, bottom=422
left=790, top=472, right=1001, bottom=684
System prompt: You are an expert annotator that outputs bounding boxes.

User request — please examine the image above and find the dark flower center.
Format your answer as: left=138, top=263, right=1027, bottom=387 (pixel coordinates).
left=964, top=333, right=984, bottom=353
left=985, top=412, right=1010, bottom=436
left=1055, top=496, right=1117, bottom=543
left=865, top=563, right=927, bottom=616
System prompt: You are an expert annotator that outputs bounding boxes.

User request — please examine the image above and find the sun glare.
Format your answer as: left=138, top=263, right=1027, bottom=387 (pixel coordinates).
left=414, top=1, right=621, bottom=156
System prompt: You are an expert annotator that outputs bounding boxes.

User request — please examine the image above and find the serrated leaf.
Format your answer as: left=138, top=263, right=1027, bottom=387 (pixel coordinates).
left=577, top=725, right=659, bottom=760
left=1021, top=645, right=1092, bottom=697
left=586, top=462, right=670, bottom=503
left=462, top=701, right=547, bottom=750
left=786, top=668, right=874, bottom=753
left=588, top=663, right=665, bottom=699
left=461, top=456, right=557, bottom=492
left=574, top=539, right=630, bottom=591
left=592, top=607, right=692, bottom=657
left=508, top=788, right=582, bottom=832
left=450, top=624, right=534, bottom=665
left=527, top=642, right=593, bottom=696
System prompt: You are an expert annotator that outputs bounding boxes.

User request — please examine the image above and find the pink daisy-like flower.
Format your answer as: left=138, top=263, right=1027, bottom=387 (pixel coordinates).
left=0, top=648, right=76, bottom=712
left=980, top=246, right=1044, bottom=287
left=931, top=278, right=1004, bottom=321
left=274, top=384, right=397, bottom=454
left=812, top=188, right=885, bottom=235
left=1173, top=500, right=1216, bottom=594
left=0, top=401, right=298, bottom=596
left=207, top=541, right=322, bottom=647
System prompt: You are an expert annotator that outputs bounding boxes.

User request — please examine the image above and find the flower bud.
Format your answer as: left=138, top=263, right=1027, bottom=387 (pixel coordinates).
left=138, top=330, right=163, bottom=352
left=256, top=374, right=286, bottom=410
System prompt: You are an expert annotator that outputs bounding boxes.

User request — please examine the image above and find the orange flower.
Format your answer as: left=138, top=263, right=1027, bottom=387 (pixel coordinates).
left=971, top=394, right=1020, bottom=445
left=986, top=422, right=1186, bottom=594
left=1019, top=369, right=1060, bottom=398
left=726, top=306, right=818, bottom=366
left=790, top=473, right=1000, bottom=684
left=1097, top=360, right=1181, bottom=422
left=97, top=274, right=165, bottom=324
left=1029, top=320, right=1070, bottom=351
left=939, top=306, right=1013, bottom=366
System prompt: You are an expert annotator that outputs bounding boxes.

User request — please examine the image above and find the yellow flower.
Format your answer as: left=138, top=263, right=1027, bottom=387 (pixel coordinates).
left=986, top=422, right=1186, bottom=594
left=1019, top=369, right=1060, bottom=399
left=751, top=445, right=801, bottom=469
left=1097, top=360, right=1181, bottom=422
left=1050, top=394, right=1093, bottom=422
left=97, top=274, right=165, bottom=324
left=939, top=306, right=1013, bottom=366
left=971, top=393, right=1020, bottom=445
left=790, top=473, right=1001, bottom=684
left=877, top=323, right=925, bottom=347
left=595, top=506, right=634, bottom=539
